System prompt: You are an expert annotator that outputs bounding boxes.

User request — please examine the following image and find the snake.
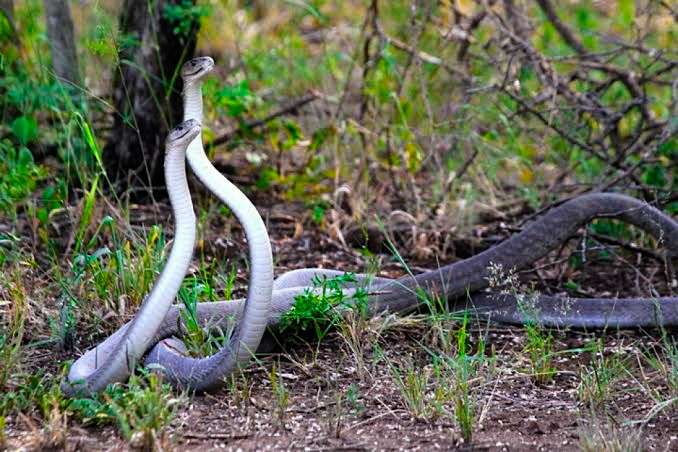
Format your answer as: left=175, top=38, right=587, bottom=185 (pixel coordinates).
left=64, top=58, right=274, bottom=395
left=63, top=119, right=201, bottom=395
left=64, top=56, right=678, bottom=395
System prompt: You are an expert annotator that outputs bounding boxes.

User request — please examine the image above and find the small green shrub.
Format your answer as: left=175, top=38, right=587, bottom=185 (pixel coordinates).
left=69, top=372, right=184, bottom=448
left=281, top=272, right=368, bottom=341
left=163, top=0, right=211, bottom=39
left=0, top=140, right=47, bottom=216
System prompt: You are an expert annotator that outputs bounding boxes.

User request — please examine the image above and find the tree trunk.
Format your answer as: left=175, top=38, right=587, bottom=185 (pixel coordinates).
left=104, top=0, right=198, bottom=197
left=43, top=0, right=80, bottom=86
left=0, top=0, right=16, bottom=37
left=0, top=0, right=12, bottom=21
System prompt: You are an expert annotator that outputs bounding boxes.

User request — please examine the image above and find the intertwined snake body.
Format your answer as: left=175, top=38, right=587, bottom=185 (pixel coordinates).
left=65, top=120, right=201, bottom=395
left=65, top=57, right=678, bottom=395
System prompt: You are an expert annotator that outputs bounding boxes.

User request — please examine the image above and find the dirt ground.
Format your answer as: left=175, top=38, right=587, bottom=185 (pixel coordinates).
left=9, top=327, right=676, bottom=451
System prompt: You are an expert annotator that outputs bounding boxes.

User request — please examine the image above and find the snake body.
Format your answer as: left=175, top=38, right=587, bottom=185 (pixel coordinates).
left=65, top=57, right=678, bottom=394
left=65, top=60, right=274, bottom=394
left=64, top=120, right=201, bottom=395
left=142, top=58, right=274, bottom=392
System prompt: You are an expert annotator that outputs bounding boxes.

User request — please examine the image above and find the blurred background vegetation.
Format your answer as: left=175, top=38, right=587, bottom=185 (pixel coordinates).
left=0, top=1, right=675, bottom=251
left=1, top=0, right=676, bottom=232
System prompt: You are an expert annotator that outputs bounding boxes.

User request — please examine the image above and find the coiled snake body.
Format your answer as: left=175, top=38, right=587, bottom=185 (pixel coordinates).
left=65, top=57, right=678, bottom=395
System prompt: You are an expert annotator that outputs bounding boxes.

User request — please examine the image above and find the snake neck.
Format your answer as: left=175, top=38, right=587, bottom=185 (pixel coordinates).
left=183, top=81, right=203, bottom=122
left=183, top=81, right=204, bottom=159
left=155, top=73, right=273, bottom=388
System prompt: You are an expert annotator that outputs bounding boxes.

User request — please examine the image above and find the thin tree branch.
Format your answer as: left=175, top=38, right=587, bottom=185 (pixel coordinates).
left=534, top=0, right=588, bottom=55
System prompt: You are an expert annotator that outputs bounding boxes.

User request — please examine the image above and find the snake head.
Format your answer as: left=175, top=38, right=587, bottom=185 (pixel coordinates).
left=166, top=119, right=201, bottom=148
left=181, top=56, right=215, bottom=83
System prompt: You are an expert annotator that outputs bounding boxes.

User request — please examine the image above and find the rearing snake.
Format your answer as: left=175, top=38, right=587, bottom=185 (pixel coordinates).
left=64, top=57, right=678, bottom=395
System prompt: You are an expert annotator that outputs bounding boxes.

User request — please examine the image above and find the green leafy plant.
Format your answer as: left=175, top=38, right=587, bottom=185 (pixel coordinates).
left=163, top=0, right=211, bottom=39
left=0, top=140, right=47, bottom=216
left=212, top=79, right=257, bottom=119
left=80, top=223, right=167, bottom=309
left=175, top=259, right=240, bottom=357
left=280, top=272, right=368, bottom=341
left=53, top=221, right=169, bottom=347
left=177, top=276, right=231, bottom=357
left=10, top=115, right=38, bottom=145
left=0, top=374, right=47, bottom=417
left=69, top=371, right=184, bottom=448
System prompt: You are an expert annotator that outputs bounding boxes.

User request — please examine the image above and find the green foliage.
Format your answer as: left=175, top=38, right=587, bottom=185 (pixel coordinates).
left=0, top=66, right=63, bottom=114
left=310, top=200, right=328, bottom=225
left=280, top=272, right=368, bottom=341
left=273, top=119, right=304, bottom=152
left=52, top=221, right=170, bottom=347
left=0, top=373, right=57, bottom=418
left=10, top=115, right=38, bottom=145
left=174, top=259, right=240, bottom=356
left=212, top=79, right=257, bottom=119
left=69, top=372, right=183, bottom=448
left=82, top=16, right=118, bottom=60
left=0, top=140, right=47, bottom=216
left=163, top=0, right=211, bottom=39
left=178, top=280, right=224, bottom=357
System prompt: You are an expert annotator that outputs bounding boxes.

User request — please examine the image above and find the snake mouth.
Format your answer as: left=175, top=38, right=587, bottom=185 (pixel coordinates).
left=183, top=67, right=206, bottom=77
left=169, top=119, right=200, bottom=142
left=173, top=128, right=193, bottom=140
